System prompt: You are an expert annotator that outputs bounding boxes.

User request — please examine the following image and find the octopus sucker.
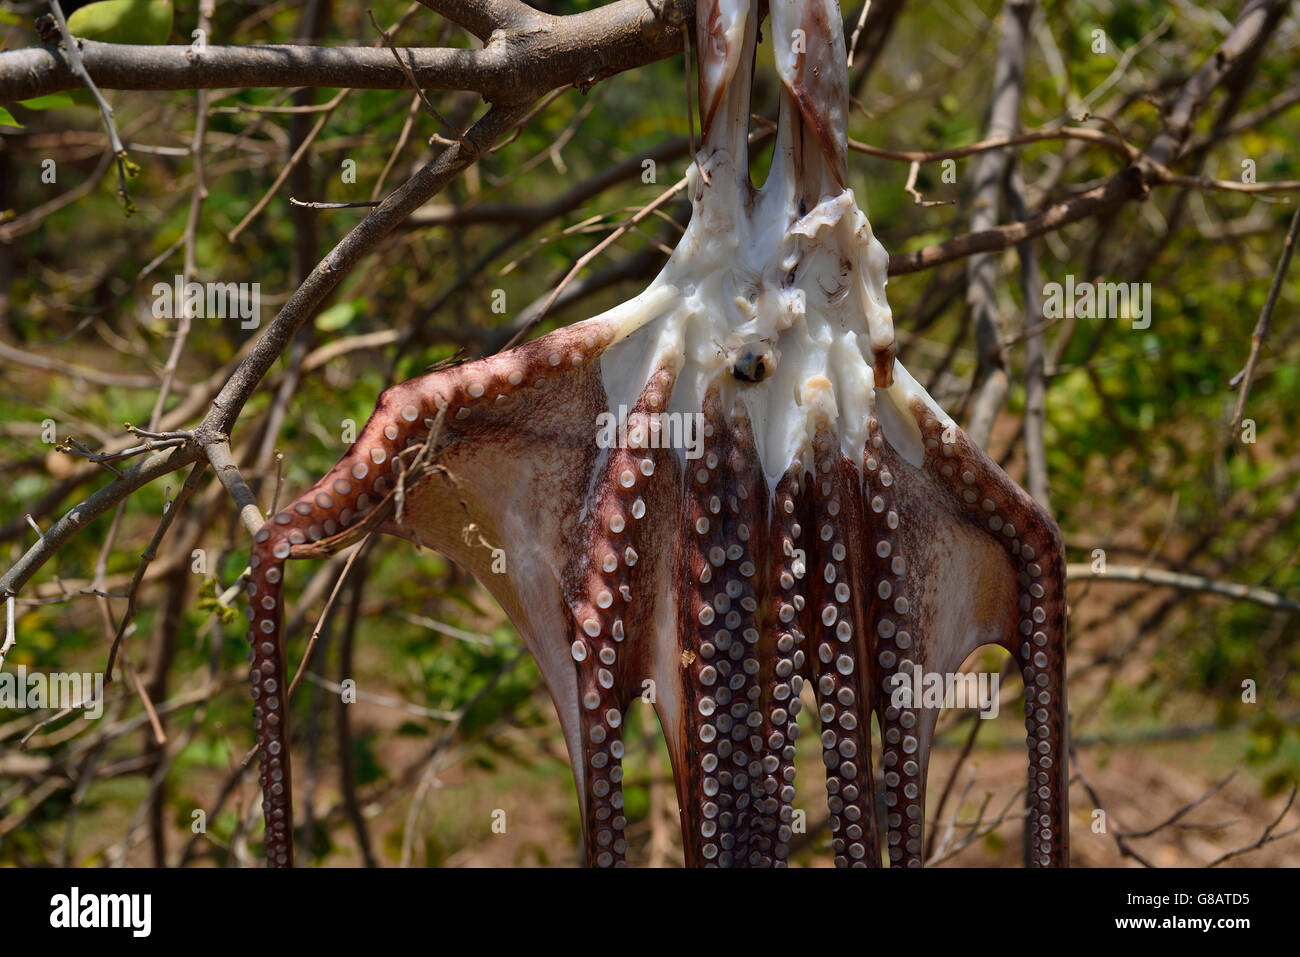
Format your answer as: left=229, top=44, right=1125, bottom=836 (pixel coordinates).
left=240, top=0, right=1067, bottom=868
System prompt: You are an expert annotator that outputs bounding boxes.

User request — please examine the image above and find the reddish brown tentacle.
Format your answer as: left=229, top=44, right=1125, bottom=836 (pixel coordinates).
left=912, top=403, right=1070, bottom=867
left=750, top=467, right=808, bottom=866
left=246, top=535, right=293, bottom=867
left=240, top=322, right=621, bottom=867
left=717, top=399, right=788, bottom=867
left=803, top=430, right=880, bottom=867
left=1020, top=595, right=1068, bottom=868
left=676, top=389, right=771, bottom=866
left=862, top=415, right=930, bottom=867
left=241, top=392, right=427, bottom=867
left=565, top=367, right=677, bottom=867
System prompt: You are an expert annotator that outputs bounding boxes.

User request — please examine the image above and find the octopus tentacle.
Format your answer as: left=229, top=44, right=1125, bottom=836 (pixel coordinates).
left=803, top=426, right=880, bottom=867
left=565, top=367, right=679, bottom=866
left=708, top=399, right=774, bottom=866
left=770, top=0, right=850, bottom=191
left=698, top=0, right=756, bottom=160
left=246, top=534, right=294, bottom=867
left=676, top=388, right=770, bottom=865
left=857, top=390, right=1068, bottom=867
left=241, top=321, right=618, bottom=865
left=911, top=406, right=1069, bottom=867
left=566, top=488, right=631, bottom=870
left=855, top=411, right=915, bottom=866
left=757, top=467, right=809, bottom=865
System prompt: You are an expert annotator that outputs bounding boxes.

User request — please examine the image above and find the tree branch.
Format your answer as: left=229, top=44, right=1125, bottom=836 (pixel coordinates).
left=0, top=0, right=695, bottom=105
left=1067, top=563, right=1300, bottom=614
left=415, top=0, right=546, bottom=41
left=963, top=0, right=1033, bottom=450
left=1228, top=202, right=1300, bottom=437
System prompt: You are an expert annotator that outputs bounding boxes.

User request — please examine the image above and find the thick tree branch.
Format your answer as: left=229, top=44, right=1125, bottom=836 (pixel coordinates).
left=415, top=0, right=546, bottom=41
left=0, top=0, right=695, bottom=105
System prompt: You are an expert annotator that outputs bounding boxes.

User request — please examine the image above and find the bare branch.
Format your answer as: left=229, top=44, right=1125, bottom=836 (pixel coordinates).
left=964, top=0, right=1033, bottom=450
left=850, top=124, right=1132, bottom=165
left=1228, top=203, right=1300, bottom=437
left=0, top=444, right=201, bottom=601
left=1006, top=166, right=1049, bottom=508
left=890, top=0, right=1291, bottom=275
left=414, top=0, right=546, bottom=41
left=44, top=0, right=134, bottom=208
left=1206, top=784, right=1299, bottom=867
left=1, top=0, right=695, bottom=105
left=1067, top=563, right=1300, bottom=614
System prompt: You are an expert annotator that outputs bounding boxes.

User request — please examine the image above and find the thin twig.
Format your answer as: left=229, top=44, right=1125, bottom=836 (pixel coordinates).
left=227, top=87, right=350, bottom=241
left=1067, top=563, right=1300, bottom=613
left=104, top=461, right=209, bottom=681
left=367, top=8, right=471, bottom=149
left=288, top=198, right=384, bottom=209
left=149, top=42, right=212, bottom=430
left=45, top=0, right=135, bottom=209
left=903, top=159, right=954, bottom=206
left=500, top=175, right=689, bottom=350
left=0, top=597, right=15, bottom=671
left=287, top=542, right=368, bottom=702
left=1206, top=784, right=1298, bottom=867
left=847, top=0, right=873, bottom=68
left=1228, top=202, right=1300, bottom=436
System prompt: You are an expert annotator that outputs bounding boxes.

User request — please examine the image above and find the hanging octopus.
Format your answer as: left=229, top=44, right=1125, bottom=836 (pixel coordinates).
left=243, top=0, right=1068, bottom=868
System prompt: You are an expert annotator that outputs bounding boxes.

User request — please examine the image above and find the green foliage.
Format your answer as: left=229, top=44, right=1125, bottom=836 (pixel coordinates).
left=18, top=93, right=77, bottom=111
left=195, top=577, right=238, bottom=627
left=66, top=0, right=173, bottom=46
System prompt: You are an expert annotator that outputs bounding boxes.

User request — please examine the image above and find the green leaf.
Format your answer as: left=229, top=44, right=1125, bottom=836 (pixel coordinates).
left=67, top=0, right=173, bottom=46
left=18, top=93, right=77, bottom=111
left=0, top=106, right=21, bottom=128
left=315, top=300, right=361, bottom=332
